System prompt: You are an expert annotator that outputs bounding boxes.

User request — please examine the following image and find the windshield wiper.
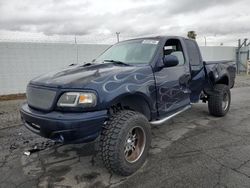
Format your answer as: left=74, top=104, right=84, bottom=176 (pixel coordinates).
left=103, top=59, right=130, bottom=66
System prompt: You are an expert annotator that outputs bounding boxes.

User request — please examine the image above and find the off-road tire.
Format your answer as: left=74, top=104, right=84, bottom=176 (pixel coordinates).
left=100, top=110, right=151, bottom=176
left=208, top=84, right=231, bottom=117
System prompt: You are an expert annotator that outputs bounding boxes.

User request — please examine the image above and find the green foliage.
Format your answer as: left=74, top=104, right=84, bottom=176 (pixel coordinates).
left=187, top=31, right=197, bottom=40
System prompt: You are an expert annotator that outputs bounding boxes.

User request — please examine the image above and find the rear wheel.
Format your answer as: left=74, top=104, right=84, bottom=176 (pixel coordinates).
left=208, top=84, right=231, bottom=117
left=100, top=110, right=151, bottom=176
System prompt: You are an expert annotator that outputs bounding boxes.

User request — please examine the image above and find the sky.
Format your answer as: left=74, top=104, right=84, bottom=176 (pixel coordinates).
left=0, top=0, right=249, bottom=46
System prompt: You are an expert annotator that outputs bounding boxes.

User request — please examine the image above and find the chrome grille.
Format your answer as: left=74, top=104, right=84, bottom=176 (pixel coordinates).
left=26, top=86, right=57, bottom=110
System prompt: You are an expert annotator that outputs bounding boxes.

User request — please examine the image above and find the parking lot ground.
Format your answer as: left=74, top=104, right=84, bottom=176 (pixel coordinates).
left=1, top=75, right=250, bottom=188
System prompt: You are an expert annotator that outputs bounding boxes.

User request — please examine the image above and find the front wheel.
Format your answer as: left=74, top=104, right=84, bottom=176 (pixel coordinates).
left=100, top=110, right=151, bottom=176
left=208, top=84, right=231, bottom=117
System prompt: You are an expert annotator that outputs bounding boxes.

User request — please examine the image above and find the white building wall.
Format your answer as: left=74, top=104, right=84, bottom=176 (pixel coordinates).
left=0, top=42, right=236, bottom=95
left=199, top=46, right=236, bottom=61
left=0, top=42, right=109, bottom=95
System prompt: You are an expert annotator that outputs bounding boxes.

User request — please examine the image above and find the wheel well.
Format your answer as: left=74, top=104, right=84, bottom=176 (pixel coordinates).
left=110, top=95, right=151, bottom=120
left=216, top=76, right=229, bottom=86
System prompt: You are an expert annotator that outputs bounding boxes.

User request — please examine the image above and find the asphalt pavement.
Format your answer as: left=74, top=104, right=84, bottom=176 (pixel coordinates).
left=1, top=77, right=250, bottom=187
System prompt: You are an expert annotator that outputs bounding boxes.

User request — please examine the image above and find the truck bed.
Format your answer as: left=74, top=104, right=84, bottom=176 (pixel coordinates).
left=204, top=60, right=236, bottom=88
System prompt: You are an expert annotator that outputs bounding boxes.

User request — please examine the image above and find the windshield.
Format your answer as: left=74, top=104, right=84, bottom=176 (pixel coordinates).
left=95, top=39, right=159, bottom=64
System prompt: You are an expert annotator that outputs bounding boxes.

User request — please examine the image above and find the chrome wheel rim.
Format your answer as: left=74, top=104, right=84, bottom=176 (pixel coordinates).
left=124, top=126, right=146, bottom=163
left=222, top=92, right=229, bottom=111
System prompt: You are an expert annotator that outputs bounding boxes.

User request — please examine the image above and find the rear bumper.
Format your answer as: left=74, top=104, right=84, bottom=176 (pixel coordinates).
left=20, top=103, right=108, bottom=143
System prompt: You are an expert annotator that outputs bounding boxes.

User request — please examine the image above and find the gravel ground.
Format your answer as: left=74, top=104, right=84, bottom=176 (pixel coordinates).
left=234, top=75, right=250, bottom=88
left=0, top=75, right=250, bottom=188
left=0, top=99, right=24, bottom=129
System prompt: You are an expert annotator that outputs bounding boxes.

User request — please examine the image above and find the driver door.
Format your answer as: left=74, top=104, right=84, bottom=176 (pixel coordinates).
left=154, top=38, right=191, bottom=118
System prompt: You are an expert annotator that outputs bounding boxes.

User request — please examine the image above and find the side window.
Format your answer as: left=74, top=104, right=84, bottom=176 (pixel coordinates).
left=185, top=40, right=202, bottom=66
left=164, top=39, right=185, bottom=66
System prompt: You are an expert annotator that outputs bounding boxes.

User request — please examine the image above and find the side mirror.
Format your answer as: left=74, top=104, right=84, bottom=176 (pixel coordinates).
left=163, top=55, right=179, bottom=67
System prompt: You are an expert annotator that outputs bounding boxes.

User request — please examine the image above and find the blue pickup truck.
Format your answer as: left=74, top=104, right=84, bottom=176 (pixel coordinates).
left=20, top=36, right=236, bottom=175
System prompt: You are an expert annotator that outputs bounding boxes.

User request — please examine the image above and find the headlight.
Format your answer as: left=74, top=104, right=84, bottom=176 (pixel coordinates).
left=57, top=92, right=97, bottom=107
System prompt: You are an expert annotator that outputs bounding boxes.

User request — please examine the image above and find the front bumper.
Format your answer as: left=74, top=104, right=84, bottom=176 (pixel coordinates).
left=20, top=103, right=108, bottom=143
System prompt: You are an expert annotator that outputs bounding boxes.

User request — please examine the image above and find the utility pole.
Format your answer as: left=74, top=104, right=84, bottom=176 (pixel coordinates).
left=116, top=32, right=120, bottom=43
left=204, top=36, right=207, bottom=46
left=75, top=35, right=79, bottom=64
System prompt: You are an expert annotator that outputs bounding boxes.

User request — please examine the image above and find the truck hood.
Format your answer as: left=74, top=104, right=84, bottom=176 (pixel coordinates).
left=29, top=63, right=137, bottom=89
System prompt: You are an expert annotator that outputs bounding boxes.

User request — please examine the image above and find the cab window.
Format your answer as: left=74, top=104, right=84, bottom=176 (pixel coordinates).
left=164, top=39, right=185, bottom=66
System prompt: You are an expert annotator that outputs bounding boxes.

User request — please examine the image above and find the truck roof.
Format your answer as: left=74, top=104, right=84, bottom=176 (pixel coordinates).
left=121, top=36, right=189, bottom=43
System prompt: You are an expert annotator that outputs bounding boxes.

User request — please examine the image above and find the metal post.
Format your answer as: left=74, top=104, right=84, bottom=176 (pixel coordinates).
left=237, top=39, right=241, bottom=74
left=247, top=60, right=250, bottom=75
left=75, top=35, right=79, bottom=64
left=204, top=36, right=207, bottom=46
left=116, top=32, right=120, bottom=43
left=243, top=38, right=248, bottom=46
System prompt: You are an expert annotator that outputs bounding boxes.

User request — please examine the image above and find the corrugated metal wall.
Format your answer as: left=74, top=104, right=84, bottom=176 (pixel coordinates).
left=0, top=42, right=236, bottom=95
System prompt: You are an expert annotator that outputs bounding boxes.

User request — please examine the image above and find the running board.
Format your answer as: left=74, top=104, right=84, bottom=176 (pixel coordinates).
left=150, top=105, right=191, bottom=125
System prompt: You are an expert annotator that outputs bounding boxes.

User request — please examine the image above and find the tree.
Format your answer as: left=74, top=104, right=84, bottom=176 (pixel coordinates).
left=187, top=31, right=197, bottom=40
